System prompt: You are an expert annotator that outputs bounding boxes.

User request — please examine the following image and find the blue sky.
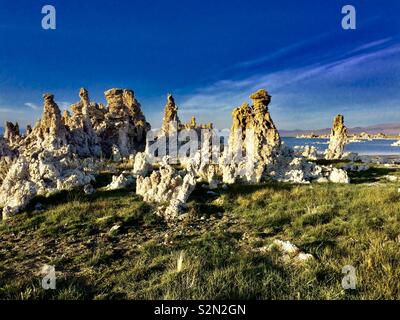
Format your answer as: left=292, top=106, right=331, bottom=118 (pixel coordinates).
left=0, top=0, right=399, bottom=130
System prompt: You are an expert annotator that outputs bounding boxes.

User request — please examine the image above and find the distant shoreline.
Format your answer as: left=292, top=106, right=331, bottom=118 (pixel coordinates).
left=284, top=136, right=400, bottom=140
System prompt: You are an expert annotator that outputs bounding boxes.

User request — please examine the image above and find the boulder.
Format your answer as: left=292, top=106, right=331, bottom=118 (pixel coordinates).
left=105, top=174, right=134, bottom=190
left=328, top=168, right=350, bottom=183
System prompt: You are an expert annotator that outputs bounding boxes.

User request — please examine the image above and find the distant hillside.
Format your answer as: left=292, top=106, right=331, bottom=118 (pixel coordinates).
left=280, top=123, right=400, bottom=137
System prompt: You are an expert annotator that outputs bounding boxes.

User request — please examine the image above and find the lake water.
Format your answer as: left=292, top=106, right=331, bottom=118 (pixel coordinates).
left=283, top=137, right=400, bottom=156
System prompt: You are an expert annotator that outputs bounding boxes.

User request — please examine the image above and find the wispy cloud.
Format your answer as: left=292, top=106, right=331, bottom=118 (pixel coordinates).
left=0, top=107, right=23, bottom=114
left=24, top=102, right=39, bottom=110
left=177, top=41, right=400, bottom=129
left=347, top=38, right=392, bottom=55
left=231, top=32, right=331, bottom=70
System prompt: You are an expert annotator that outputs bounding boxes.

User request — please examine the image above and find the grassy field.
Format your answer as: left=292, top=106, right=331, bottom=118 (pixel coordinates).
left=0, top=164, right=399, bottom=300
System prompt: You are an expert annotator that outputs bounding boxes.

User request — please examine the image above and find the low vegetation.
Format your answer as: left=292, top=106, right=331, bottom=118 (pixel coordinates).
left=0, top=164, right=399, bottom=300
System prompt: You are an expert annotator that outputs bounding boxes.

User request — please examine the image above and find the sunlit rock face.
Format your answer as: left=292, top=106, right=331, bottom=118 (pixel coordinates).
left=247, top=89, right=281, bottom=163
left=220, top=89, right=281, bottom=183
left=136, top=157, right=197, bottom=221
left=160, top=94, right=213, bottom=135
left=62, top=87, right=150, bottom=158
left=4, top=122, right=20, bottom=145
left=24, top=93, right=69, bottom=152
left=97, top=88, right=150, bottom=158
left=0, top=86, right=353, bottom=222
left=325, top=114, right=347, bottom=160
left=0, top=147, right=96, bottom=219
left=0, top=138, right=17, bottom=186
left=63, top=88, right=102, bottom=157
left=219, top=89, right=350, bottom=185
left=161, top=94, right=181, bottom=135
left=132, top=152, right=152, bottom=177
left=226, top=90, right=280, bottom=162
left=0, top=92, right=100, bottom=219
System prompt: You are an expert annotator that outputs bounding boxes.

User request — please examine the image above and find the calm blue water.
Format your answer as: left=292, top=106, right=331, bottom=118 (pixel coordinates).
left=283, top=137, right=400, bottom=156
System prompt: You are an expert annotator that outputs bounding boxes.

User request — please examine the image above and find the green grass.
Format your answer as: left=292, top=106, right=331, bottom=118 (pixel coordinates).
left=0, top=168, right=400, bottom=300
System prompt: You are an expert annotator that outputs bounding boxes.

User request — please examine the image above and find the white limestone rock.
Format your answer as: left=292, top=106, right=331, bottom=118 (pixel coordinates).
left=0, top=148, right=96, bottom=219
left=105, top=174, right=134, bottom=190
left=136, top=157, right=197, bottom=221
left=132, top=152, right=152, bottom=176
left=328, top=168, right=350, bottom=184
left=263, top=239, right=314, bottom=263
left=325, top=114, right=347, bottom=160
left=301, top=145, right=318, bottom=160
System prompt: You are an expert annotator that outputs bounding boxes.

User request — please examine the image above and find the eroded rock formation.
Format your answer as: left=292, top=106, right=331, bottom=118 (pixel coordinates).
left=220, top=89, right=282, bottom=183
left=136, top=157, right=197, bottom=221
left=325, top=114, right=347, bottom=160
left=0, top=88, right=150, bottom=218
left=63, top=88, right=102, bottom=157
left=0, top=86, right=352, bottom=222
left=95, top=89, right=149, bottom=158
left=4, top=122, right=20, bottom=145
left=0, top=147, right=95, bottom=219
left=161, top=94, right=181, bottom=134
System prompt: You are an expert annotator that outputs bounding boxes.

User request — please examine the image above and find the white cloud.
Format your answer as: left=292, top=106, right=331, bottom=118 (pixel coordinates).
left=0, top=107, right=23, bottom=114
left=24, top=102, right=39, bottom=110
left=176, top=42, right=400, bottom=129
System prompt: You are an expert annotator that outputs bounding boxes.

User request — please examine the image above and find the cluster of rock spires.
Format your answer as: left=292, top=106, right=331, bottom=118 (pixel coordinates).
left=135, top=89, right=350, bottom=220
left=0, top=88, right=150, bottom=219
left=0, top=87, right=351, bottom=221
left=161, top=94, right=213, bottom=135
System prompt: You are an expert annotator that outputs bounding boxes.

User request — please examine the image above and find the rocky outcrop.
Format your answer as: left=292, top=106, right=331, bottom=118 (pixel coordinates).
left=327, top=167, right=350, bottom=183
left=26, top=125, right=32, bottom=135
left=301, top=145, right=318, bottom=160
left=23, top=94, right=69, bottom=152
left=132, top=152, right=152, bottom=177
left=0, top=87, right=152, bottom=218
left=0, top=147, right=95, bottom=219
left=248, top=89, right=281, bottom=162
left=60, top=88, right=150, bottom=158
left=1, top=86, right=353, bottom=221
left=160, top=95, right=213, bottom=136
left=219, top=90, right=349, bottom=185
left=220, top=89, right=281, bottom=183
left=63, top=88, right=102, bottom=157
left=105, top=174, right=134, bottom=191
left=96, top=89, right=150, bottom=158
left=325, top=114, right=347, bottom=160
left=183, top=116, right=213, bottom=130
left=0, top=88, right=149, bottom=218
left=161, top=94, right=181, bottom=135
left=0, top=138, right=17, bottom=185
left=4, top=122, right=20, bottom=145
left=136, top=157, right=197, bottom=221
